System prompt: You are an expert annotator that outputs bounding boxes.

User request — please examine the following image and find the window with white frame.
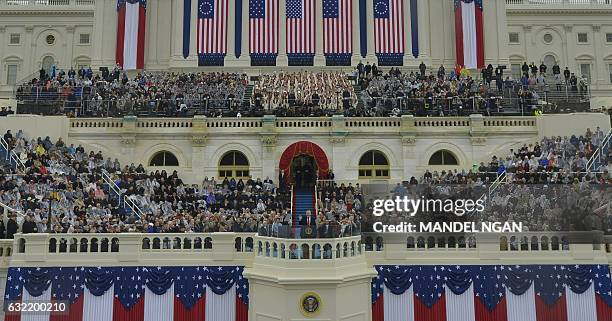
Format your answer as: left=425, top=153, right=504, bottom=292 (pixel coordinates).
left=509, top=33, right=520, bottom=44
left=577, top=33, right=588, bottom=43
left=609, top=64, right=612, bottom=83
left=79, top=33, right=90, bottom=44
left=9, top=33, right=20, bottom=45
left=579, top=64, right=591, bottom=82
left=6, top=65, right=18, bottom=85
left=606, top=33, right=612, bottom=43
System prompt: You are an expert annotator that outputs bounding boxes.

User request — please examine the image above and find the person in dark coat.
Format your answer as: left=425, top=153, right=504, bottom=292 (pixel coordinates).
left=278, top=169, right=286, bottom=190
left=22, top=215, right=38, bottom=234
left=419, top=62, right=427, bottom=77
left=0, top=219, right=5, bottom=239
left=6, top=215, right=18, bottom=239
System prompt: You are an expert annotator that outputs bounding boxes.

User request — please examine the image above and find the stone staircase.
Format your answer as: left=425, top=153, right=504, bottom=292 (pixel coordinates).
left=243, top=84, right=254, bottom=108
left=353, top=84, right=364, bottom=108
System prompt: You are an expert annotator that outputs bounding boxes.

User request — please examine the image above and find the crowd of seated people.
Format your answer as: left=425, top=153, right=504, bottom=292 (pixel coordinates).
left=356, top=64, right=508, bottom=117
left=0, top=130, right=127, bottom=237
left=110, top=168, right=291, bottom=233
left=15, top=65, right=248, bottom=118
left=417, top=128, right=609, bottom=186
left=388, top=128, right=611, bottom=234
left=14, top=61, right=601, bottom=119
left=0, top=130, right=292, bottom=238
left=251, top=71, right=357, bottom=116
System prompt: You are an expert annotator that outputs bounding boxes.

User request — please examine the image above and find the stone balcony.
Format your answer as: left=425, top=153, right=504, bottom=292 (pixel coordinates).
left=0, top=231, right=609, bottom=269
left=0, top=0, right=94, bottom=6
left=505, top=0, right=612, bottom=13
left=66, top=114, right=539, bottom=139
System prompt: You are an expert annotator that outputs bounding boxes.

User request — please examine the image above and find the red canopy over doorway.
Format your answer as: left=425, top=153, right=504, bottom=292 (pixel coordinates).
left=278, top=141, right=329, bottom=184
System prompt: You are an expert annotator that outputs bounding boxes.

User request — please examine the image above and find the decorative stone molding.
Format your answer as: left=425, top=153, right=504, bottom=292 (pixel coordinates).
left=191, top=135, right=208, bottom=146
left=401, top=136, right=416, bottom=146
left=592, top=25, right=601, bottom=32
left=470, top=137, right=487, bottom=146
left=25, top=26, right=34, bottom=33
left=260, top=135, right=277, bottom=147
left=120, top=136, right=136, bottom=145
left=329, top=136, right=346, bottom=144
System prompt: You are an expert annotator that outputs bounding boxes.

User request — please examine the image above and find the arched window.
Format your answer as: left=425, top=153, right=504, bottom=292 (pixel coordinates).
left=428, top=150, right=458, bottom=166
left=149, top=151, right=179, bottom=166
left=219, top=151, right=250, bottom=178
left=358, top=150, right=389, bottom=179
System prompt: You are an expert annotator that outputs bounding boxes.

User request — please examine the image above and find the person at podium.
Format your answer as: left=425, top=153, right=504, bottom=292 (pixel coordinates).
left=300, top=210, right=316, bottom=238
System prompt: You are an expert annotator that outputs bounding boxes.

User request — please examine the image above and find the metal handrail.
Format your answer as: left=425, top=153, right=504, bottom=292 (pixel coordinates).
left=586, top=129, right=612, bottom=172
left=1, top=201, right=23, bottom=218
left=0, top=136, right=26, bottom=173
left=488, top=171, right=507, bottom=199
left=290, top=185, right=294, bottom=224
left=101, top=170, right=143, bottom=219
left=314, top=182, right=318, bottom=216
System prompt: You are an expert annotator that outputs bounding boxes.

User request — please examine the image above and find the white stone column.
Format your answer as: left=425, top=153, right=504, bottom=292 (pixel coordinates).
left=0, top=26, right=5, bottom=82
left=483, top=0, right=508, bottom=66
left=365, top=0, right=376, bottom=63
left=278, top=0, right=288, bottom=65
left=189, top=0, right=198, bottom=62
left=239, top=0, right=251, bottom=66
left=169, top=0, right=185, bottom=67
left=65, top=26, right=75, bottom=68
left=24, top=26, right=34, bottom=73
left=417, top=0, right=430, bottom=63
left=402, top=0, right=412, bottom=66
left=350, top=0, right=362, bottom=65
left=314, top=0, right=325, bottom=66
left=592, top=25, right=604, bottom=90
left=91, top=0, right=106, bottom=68
left=225, top=0, right=236, bottom=63
left=146, top=0, right=158, bottom=66
left=523, top=25, right=533, bottom=64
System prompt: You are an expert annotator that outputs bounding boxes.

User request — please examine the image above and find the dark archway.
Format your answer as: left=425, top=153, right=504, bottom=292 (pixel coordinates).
left=279, top=141, right=329, bottom=184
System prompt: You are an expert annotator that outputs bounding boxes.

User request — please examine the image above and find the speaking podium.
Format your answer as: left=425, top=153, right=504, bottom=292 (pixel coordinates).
left=244, top=235, right=375, bottom=321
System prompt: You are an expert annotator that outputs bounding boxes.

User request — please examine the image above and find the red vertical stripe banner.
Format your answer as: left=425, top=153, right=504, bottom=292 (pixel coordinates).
left=137, top=4, right=147, bottom=69
left=454, top=1, right=464, bottom=68
left=474, top=0, right=485, bottom=69
left=116, top=5, right=126, bottom=67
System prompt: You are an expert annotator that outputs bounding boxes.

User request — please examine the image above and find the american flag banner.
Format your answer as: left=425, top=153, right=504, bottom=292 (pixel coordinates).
left=454, top=0, right=485, bottom=69
left=373, top=0, right=404, bottom=65
left=323, top=0, right=352, bottom=65
left=372, top=264, right=612, bottom=321
left=286, top=0, right=315, bottom=55
left=116, top=0, right=147, bottom=70
left=250, top=0, right=279, bottom=65
left=4, top=266, right=249, bottom=321
left=198, top=0, right=228, bottom=66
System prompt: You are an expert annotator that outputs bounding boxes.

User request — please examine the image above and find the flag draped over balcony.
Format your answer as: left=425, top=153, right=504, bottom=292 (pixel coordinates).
left=373, top=0, right=404, bottom=66
left=249, top=0, right=279, bottom=65
left=454, top=0, right=485, bottom=70
left=4, top=266, right=249, bottom=321
left=116, top=0, right=147, bottom=70
left=286, top=0, right=316, bottom=65
left=372, top=264, right=612, bottom=321
left=323, top=0, right=352, bottom=66
left=198, top=0, right=228, bottom=66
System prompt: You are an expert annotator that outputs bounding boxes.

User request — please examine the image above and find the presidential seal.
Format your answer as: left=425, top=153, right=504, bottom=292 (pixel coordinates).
left=299, top=292, right=322, bottom=317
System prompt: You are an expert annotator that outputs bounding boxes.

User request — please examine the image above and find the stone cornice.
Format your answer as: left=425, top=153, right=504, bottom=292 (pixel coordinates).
left=506, top=8, right=612, bottom=15
left=0, top=9, right=94, bottom=16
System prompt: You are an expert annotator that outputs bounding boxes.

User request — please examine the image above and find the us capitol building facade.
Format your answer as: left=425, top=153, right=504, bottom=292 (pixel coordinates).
left=0, top=1, right=612, bottom=320
left=0, top=0, right=612, bottom=99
